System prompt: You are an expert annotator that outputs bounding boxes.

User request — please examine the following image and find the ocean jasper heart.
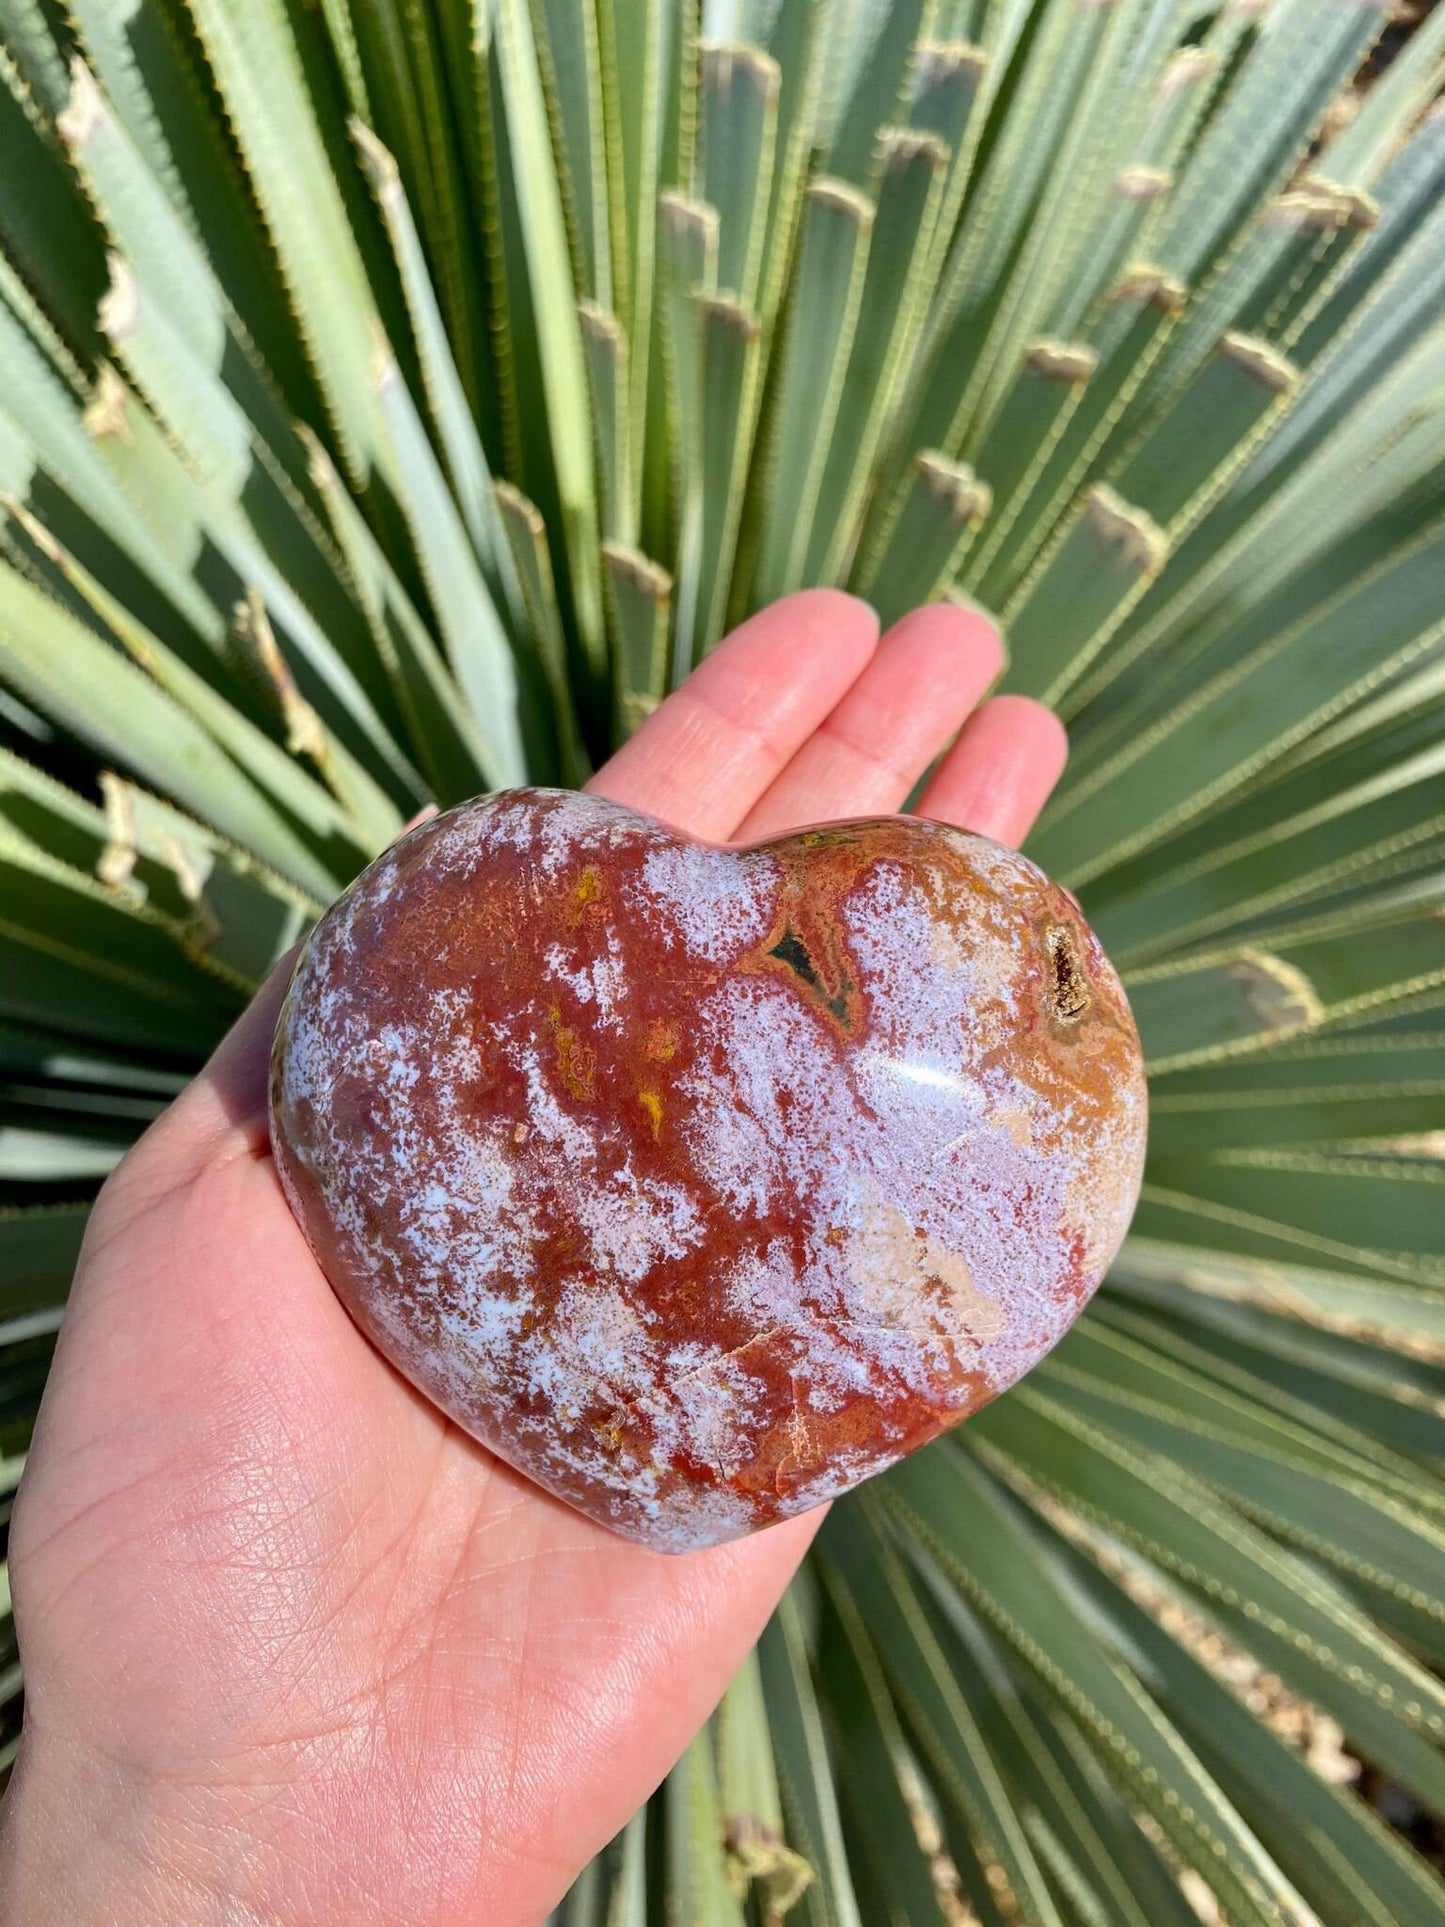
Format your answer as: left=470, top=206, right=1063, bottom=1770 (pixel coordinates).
left=270, top=787, right=1147, bottom=1552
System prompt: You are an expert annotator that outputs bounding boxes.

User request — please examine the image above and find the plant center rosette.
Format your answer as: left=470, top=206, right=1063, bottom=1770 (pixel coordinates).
left=270, top=789, right=1147, bottom=1551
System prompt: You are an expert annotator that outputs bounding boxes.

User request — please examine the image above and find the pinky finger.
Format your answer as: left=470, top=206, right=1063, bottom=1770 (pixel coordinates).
left=914, top=695, right=1068, bottom=849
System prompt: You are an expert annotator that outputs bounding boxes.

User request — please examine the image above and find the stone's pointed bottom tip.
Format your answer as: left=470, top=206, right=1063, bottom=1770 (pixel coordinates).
left=270, top=788, right=1147, bottom=1549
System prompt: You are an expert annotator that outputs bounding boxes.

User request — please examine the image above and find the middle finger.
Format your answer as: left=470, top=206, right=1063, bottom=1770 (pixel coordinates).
left=732, top=602, right=1003, bottom=842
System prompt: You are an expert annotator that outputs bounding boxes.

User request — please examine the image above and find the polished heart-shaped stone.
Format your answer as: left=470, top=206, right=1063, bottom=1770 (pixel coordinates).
left=270, top=788, right=1146, bottom=1551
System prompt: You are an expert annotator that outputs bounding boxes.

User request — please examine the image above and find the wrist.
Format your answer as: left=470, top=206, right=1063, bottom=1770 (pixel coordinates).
left=0, top=1727, right=229, bottom=1925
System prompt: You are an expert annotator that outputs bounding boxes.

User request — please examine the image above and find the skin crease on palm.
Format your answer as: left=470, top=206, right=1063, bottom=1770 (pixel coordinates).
left=0, top=592, right=1068, bottom=1926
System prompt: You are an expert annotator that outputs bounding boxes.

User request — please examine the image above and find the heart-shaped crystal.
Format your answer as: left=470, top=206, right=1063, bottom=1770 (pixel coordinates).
left=270, top=789, right=1146, bottom=1551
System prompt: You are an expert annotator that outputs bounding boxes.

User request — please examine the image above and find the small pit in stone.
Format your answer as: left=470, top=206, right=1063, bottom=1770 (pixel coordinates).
left=1044, top=923, right=1091, bottom=1023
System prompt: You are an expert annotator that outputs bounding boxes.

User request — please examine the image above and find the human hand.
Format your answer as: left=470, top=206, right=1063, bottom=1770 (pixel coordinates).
left=0, top=592, right=1066, bottom=1926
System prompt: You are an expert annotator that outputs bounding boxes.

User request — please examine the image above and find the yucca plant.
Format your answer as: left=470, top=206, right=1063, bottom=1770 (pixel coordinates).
left=2, top=0, right=1445, bottom=1917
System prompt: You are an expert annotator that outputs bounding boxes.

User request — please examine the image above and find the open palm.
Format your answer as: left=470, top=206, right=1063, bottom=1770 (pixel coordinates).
left=0, top=591, right=1065, bottom=1926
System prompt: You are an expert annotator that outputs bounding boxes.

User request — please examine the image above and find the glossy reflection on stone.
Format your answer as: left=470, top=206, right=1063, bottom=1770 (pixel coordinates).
left=270, top=789, right=1147, bottom=1552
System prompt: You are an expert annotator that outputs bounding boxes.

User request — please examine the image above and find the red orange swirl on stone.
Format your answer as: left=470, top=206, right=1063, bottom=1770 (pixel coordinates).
left=270, top=789, right=1147, bottom=1551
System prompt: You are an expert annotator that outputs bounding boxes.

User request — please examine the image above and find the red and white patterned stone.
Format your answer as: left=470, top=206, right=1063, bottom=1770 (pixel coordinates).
left=270, top=789, right=1147, bottom=1551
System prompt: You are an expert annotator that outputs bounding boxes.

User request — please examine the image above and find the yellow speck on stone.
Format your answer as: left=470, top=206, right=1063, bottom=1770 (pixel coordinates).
left=570, top=865, right=607, bottom=922
left=548, top=1003, right=597, bottom=1099
left=638, top=1089, right=663, bottom=1138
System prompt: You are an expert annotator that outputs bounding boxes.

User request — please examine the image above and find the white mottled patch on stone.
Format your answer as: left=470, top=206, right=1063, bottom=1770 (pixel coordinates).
left=464, top=790, right=543, bottom=860
left=723, top=1244, right=806, bottom=1328
left=543, top=1280, right=655, bottom=1411
left=533, top=789, right=641, bottom=874
left=438, top=1290, right=530, bottom=1359
left=664, top=1337, right=720, bottom=1382
left=680, top=1079, right=781, bottom=1216
left=643, top=1349, right=776, bottom=1481
left=678, top=978, right=843, bottom=1171
left=541, top=928, right=629, bottom=1024
left=374, top=1025, right=419, bottom=1089
left=543, top=942, right=597, bottom=1005
left=639, top=1484, right=761, bottom=1553
left=639, top=842, right=778, bottom=960
left=519, top=1051, right=704, bottom=1285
